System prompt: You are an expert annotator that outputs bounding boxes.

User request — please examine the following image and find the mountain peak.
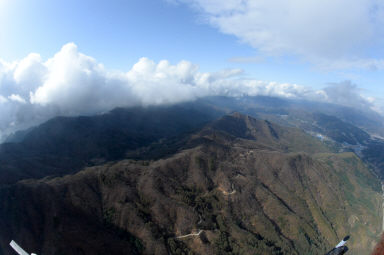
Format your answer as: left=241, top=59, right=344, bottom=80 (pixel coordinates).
left=228, top=111, right=248, bottom=119
left=208, top=112, right=279, bottom=141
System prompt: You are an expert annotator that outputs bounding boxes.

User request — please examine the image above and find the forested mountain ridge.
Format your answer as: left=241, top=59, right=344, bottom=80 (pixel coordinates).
left=0, top=113, right=380, bottom=255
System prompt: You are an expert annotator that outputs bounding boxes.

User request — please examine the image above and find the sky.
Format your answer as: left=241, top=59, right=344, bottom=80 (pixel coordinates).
left=0, top=0, right=384, bottom=140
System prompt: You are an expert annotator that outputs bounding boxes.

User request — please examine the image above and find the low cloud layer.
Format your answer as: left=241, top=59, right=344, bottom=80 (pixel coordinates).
left=0, top=43, right=378, bottom=141
left=323, top=81, right=375, bottom=109
left=175, top=0, right=384, bottom=69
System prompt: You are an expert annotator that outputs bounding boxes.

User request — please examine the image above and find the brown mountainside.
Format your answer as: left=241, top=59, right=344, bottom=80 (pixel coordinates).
left=0, top=113, right=381, bottom=255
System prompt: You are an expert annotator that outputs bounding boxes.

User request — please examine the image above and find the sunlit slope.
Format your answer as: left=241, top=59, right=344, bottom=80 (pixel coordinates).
left=313, top=152, right=382, bottom=254
left=0, top=114, right=381, bottom=255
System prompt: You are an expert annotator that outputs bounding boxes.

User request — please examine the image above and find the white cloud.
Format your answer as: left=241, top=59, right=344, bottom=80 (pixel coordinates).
left=13, top=53, right=46, bottom=86
left=322, top=81, right=374, bottom=109
left=8, top=94, right=26, bottom=104
left=176, top=0, right=384, bottom=69
left=0, top=43, right=379, bottom=141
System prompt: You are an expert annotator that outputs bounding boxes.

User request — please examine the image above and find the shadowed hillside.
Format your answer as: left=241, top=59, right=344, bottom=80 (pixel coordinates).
left=0, top=104, right=222, bottom=185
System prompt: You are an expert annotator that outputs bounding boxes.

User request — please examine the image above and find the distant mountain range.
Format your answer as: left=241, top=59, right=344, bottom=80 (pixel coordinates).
left=4, top=96, right=384, bottom=182
left=199, top=96, right=384, bottom=179
left=0, top=98, right=382, bottom=255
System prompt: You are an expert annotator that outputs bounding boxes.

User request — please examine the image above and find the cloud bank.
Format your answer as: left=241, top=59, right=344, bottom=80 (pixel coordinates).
left=0, top=43, right=378, bottom=141
left=175, top=0, right=384, bottom=69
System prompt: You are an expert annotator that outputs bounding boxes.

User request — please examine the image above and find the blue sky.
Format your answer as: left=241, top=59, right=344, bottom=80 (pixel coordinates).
left=0, top=0, right=384, bottom=139
left=2, top=0, right=383, bottom=89
left=0, top=0, right=251, bottom=70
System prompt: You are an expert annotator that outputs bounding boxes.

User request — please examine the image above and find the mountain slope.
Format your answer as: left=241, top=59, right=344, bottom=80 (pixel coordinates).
left=0, top=113, right=380, bottom=255
left=199, top=96, right=384, bottom=179
left=0, top=104, right=222, bottom=185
